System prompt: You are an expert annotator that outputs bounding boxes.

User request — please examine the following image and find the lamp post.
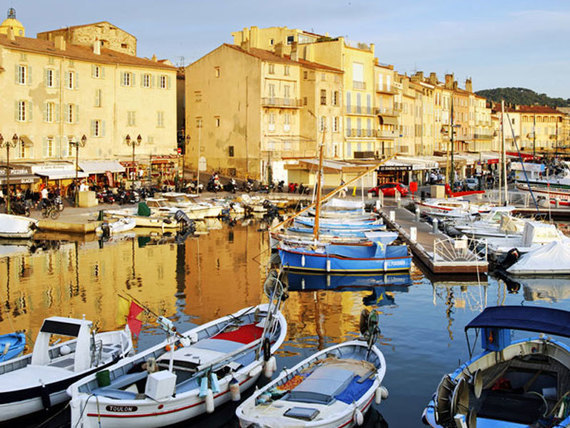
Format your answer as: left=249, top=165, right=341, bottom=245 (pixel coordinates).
left=0, top=134, right=19, bottom=214
left=69, top=134, right=87, bottom=207
left=125, top=134, right=142, bottom=189
left=182, top=134, right=190, bottom=190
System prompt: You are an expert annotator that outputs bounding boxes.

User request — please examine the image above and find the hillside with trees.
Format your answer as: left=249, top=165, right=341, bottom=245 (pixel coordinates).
left=476, top=87, right=570, bottom=108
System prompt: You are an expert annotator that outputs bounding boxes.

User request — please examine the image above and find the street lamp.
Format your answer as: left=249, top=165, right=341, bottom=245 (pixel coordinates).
left=69, top=134, right=87, bottom=207
left=125, top=134, right=142, bottom=188
left=182, top=134, right=190, bottom=190
left=0, top=134, right=19, bottom=214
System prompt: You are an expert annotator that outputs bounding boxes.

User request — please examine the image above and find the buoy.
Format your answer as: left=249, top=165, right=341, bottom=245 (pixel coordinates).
left=229, top=377, right=241, bottom=401
left=264, top=356, right=276, bottom=378
left=199, top=376, right=208, bottom=398
left=165, top=344, right=171, bottom=352
left=210, top=372, right=221, bottom=394
left=354, top=408, right=364, bottom=426
left=248, top=365, right=262, bottom=378
left=205, top=389, right=214, bottom=413
left=375, top=385, right=389, bottom=404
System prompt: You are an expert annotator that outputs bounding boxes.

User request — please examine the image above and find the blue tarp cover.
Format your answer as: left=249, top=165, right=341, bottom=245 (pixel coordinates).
left=465, top=306, right=570, bottom=338
left=335, top=375, right=374, bottom=404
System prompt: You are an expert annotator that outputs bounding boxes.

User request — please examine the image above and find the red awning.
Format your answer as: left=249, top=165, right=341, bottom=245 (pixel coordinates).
left=506, top=152, right=540, bottom=161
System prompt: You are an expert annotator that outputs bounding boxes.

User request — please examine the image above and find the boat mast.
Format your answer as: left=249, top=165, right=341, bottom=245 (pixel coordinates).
left=313, top=131, right=325, bottom=241
left=502, top=101, right=509, bottom=205
left=499, top=101, right=505, bottom=205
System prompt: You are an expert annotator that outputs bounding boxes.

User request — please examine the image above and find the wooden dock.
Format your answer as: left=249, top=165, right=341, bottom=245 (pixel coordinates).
left=377, top=203, right=488, bottom=274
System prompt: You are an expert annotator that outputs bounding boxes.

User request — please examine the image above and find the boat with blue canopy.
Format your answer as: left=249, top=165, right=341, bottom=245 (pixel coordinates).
left=422, top=305, right=570, bottom=428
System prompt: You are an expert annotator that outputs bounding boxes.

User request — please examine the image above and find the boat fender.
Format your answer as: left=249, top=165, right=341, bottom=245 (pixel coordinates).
left=248, top=365, right=262, bottom=378
left=199, top=376, right=209, bottom=398
left=205, top=389, right=215, bottom=413
left=263, top=338, right=271, bottom=362
left=229, top=377, right=241, bottom=401
left=210, top=372, right=221, bottom=394
left=179, top=336, right=191, bottom=347
left=263, top=356, right=276, bottom=378
left=301, top=255, right=305, bottom=267
left=40, top=381, right=51, bottom=411
left=354, top=408, right=364, bottom=426
left=326, top=259, right=331, bottom=272
left=375, top=385, right=389, bottom=404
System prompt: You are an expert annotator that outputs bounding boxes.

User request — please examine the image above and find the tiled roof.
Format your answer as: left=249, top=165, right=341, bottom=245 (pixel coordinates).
left=223, top=44, right=343, bottom=73
left=0, top=34, right=175, bottom=70
left=491, top=104, right=563, bottom=114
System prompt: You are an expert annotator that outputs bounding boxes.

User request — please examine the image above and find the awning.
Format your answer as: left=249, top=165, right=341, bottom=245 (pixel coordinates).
left=19, top=135, right=34, bottom=147
left=0, top=174, right=39, bottom=185
left=35, top=170, right=88, bottom=180
left=379, top=116, right=398, bottom=126
left=78, top=160, right=125, bottom=174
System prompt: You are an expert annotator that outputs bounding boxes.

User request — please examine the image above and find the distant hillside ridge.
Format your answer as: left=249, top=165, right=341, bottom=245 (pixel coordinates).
left=476, top=87, right=570, bottom=108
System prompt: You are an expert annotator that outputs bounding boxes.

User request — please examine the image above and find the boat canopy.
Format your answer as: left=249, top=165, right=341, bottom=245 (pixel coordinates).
left=465, top=306, right=570, bottom=338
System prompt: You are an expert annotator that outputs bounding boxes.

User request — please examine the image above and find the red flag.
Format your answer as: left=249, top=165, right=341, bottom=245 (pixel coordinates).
left=127, top=301, right=145, bottom=336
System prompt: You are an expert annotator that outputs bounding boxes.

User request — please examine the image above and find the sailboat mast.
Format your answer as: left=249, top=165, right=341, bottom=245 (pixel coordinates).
left=499, top=101, right=505, bottom=205
left=313, top=138, right=325, bottom=241
left=502, top=102, right=509, bottom=204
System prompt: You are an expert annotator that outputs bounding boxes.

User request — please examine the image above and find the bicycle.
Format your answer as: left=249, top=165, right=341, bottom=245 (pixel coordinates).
left=41, top=203, right=60, bottom=220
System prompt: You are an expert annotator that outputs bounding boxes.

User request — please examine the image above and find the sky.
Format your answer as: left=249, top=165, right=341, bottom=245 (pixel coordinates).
left=5, top=0, right=570, bottom=98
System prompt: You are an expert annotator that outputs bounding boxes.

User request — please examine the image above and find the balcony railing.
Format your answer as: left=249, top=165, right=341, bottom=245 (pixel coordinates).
left=346, top=128, right=375, bottom=138
left=353, top=81, right=366, bottom=90
left=377, top=129, right=398, bottom=139
left=261, top=97, right=302, bottom=108
left=376, top=85, right=397, bottom=94
left=374, top=107, right=397, bottom=116
left=473, top=133, right=494, bottom=140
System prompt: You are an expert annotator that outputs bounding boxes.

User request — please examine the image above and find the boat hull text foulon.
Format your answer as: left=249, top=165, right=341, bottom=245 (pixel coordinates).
left=68, top=303, right=287, bottom=428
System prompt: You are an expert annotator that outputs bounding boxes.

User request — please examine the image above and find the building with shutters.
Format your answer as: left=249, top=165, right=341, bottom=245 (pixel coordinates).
left=0, top=10, right=176, bottom=188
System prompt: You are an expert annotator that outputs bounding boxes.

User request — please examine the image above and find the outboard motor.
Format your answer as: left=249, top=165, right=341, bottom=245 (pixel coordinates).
left=100, top=222, right=111, bottom=240
left=174, top=210, right=195, bottom=232
left=500, top=248, right=520, bottom=270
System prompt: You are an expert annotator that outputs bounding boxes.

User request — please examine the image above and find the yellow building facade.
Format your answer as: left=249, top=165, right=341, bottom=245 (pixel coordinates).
left=0, top=12, right=176, bottom=186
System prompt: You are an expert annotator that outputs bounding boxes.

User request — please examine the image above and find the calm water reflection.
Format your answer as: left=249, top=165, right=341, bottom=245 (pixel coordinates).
left=1, top=222, right=570, bottom=427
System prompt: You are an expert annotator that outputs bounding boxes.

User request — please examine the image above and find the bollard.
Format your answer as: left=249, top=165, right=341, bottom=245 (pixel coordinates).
left=410, top=227, right=417, bottom=242
left=395, top=191, right=401, bottom=208
left=432, top=218, right=439, bottom=234
left=556, top=198, right=560, bottom=208
left=389, top=210, right=395, bottom=222
left=415, top=208, right=420, bottom=222
left=378, top=192, right=384, bottom=207
left=375, top=200, right=381, bottom=212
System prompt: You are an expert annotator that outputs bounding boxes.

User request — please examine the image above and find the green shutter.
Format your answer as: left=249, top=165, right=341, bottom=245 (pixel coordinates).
left=75, top=72, right=79, bottom=89
left=167, top=75, right=171, bottom=89
left=14, top=101, right=20, bottom=121
left=64, top=71, right=69, bottom=89
left=101, top=120, right=106, bottom=137
left=131, top=73, right=136, bottom=86
left=28, top=101, right=33, bottom=122
left=55, top=104, right=60, bottom=123
left=43, top=102, right=48, bottom=122
left=101, top=67, right=105, bottom=79
left=28, top=142, right=34, bottom=158
left=14, top=65, right=19, bottom=84
left=151, top=75, right=155, bottom=88
left=56, top=136, right=62, bottom=158
left=90, top=120, right=96, bottom=137
left=55, top=70, right=60, bottom=87
left=140, top=73, right=144, bottom=87
left=43, top=137, right=48, bottom=157
left=75, top=105, right=79, bottom=123
left=27, top=66, right=32, bottom=85
left=44, top=68, right=49, bottom=87
left=91, top=64, right=96, bottom=78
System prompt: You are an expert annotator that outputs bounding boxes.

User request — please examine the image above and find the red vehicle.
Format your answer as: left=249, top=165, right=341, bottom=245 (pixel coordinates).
left=368, top=182, right=409, bottom=197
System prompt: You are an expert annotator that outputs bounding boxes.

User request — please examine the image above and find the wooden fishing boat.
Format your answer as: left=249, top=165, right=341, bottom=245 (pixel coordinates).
left=0, top=332, right=25, bottom=362
left=0, top=214, right=38, bottom=239
left=96, top=217, right=137, bottom=236
left=422, top=306, right=570, bottom=428
left=0, top=317, right=132, bottom=422
left=236, top=310, right=388, bottom=428
left=68, top=294, right=287, bottom=427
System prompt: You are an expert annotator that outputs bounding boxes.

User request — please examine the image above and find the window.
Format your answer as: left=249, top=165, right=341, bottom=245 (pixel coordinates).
left=367, top=94, right=371, bottom=114
left=121, top=43, right=128, bottom=49
left=215, top=117, right=220, bottom=127
left=66, top=104, right=75, bottom=123
left=92, top=65, right=101, bottom=78
left=333, top=91, right=339, bottom=106
left=303, top=97, right=307, bottom=106
left=320, top=89, right=327, bottom=105
left=127, top=111, right=136, bottom=126
left=194, top=91, right=202, bottom=102
left=268, top=64, right=275, bottom=74
left=333, top=116, right=339, bottom=132
left=91, top=120, right=103, bottom=137
left=143, top=73, right=151, bottom=88
left=352, top=62, right=364, bottom=83
left=157, top=111, right=165, bottom=128
left=270, top=39, right=274, bottom=46
left=95, top=89, right=102, bottom=107
left=287, top=35, right=294, bottom=45
left=320, top=116, right=326, bottom=132
left=196, top=117, right=202, bottom=128
left=268, top=83, right=275, bottom=98
left=284, top=65, right=290, bottom=76
left=159, top=75, right=167, bottom=89
left=67, top=70, right=75, bottom=89
left=17, top=100, right=27, bottom=121
left=214, top=67, right=221, bottom=78
left=268, top=113, right=275, bottom=131
left=45, top=102, right=55, bottom=122
left=228, top=146, right=234, bottom=157
left=18, top=141, right=26, bottom=158
left=284, top=113, right=291, bottom=131
left=356, top=93, right=361, bottom=114
left=45, top=69, right=55, bottom=88
left=45, top=137, right=55, bottom=158
left=284, top=85, right=290, bottom=99
left=17, top=65, right=27, bottom=85
left=303, top=71, right=308, bottom=79
left=122, top=71, right=132, bottom=87
left=346, top=92, right=351, bottom=113
left=346, top=117, right=352, bottom=137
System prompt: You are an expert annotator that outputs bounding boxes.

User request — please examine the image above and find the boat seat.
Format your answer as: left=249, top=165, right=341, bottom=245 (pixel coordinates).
left=287, top=366, right=355, bottom=405
left=478, top=389, right=549, bottom=424
left=192, top=338, right=243, bottom=353
left=94, top=370, right=149, bottom=394
left=92, top=388, right=138, bottom=400
left=49, top=357, right=75, bottom=370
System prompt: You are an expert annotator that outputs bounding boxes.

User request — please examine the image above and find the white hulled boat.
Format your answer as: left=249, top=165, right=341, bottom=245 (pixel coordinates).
left=0, top=213, right=38, bottom=238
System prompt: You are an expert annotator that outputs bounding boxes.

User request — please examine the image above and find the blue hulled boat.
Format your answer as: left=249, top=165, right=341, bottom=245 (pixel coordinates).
left=422, top=306, right=570, bottom=428
left=0, top=332, right=25, bottom=362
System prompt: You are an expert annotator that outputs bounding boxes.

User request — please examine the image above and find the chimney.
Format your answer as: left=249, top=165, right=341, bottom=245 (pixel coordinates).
left=151, top=54, right=157, bottom=62
left=250, top=26, right=259, bottom=48
left=411, top=71, right=424, bottom=82
left=465, top=78, right=472, bottom=93
left=429, top=72, right=438, bottom=85
left=7, top=26, right=15, bottom=41
left=453, top=81, right=458, bottom=90
left=240, top=39, right=250, bottom=52
left=93, top=39, right=101, bottom=55
left=274, top=42, right=285, bottom=58
left=54, top=35, right=66, bottom=51
left=444, top=73, right=454, bottom=89
left=290, top=41, right=298, bottom=61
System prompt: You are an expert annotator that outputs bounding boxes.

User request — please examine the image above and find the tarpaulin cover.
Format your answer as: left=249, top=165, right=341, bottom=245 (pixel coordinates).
left=507, top=240, right=570, bottom=274
left=465, top=305, right=570, bottom=338
left=335, top=375, right=374, bottom=404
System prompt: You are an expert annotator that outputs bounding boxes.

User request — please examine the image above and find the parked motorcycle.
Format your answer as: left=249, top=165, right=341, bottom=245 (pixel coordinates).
left=53, top=195, right=64, bottom=211
left=11, top=199, right=31, bottom=217
left=224, top=178, right=237, bottom=193
left=96, top=190, right=115, bottom=204
left=206, top=178, right=223, bottom=193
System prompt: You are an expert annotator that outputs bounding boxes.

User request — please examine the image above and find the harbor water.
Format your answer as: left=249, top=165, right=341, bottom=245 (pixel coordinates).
left=1, top=220, right=570, bottom=427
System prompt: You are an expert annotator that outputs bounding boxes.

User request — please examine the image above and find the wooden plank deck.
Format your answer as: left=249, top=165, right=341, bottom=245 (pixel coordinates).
left=377, top=202, right=488, bottom=274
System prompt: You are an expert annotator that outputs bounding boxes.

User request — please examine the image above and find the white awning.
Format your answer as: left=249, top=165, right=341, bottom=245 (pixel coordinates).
left=35, top=170, right=88, bottom=180
left=78, top=160, right=125, bottom=174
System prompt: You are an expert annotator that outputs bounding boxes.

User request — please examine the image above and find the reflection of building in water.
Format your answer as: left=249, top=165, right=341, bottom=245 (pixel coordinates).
left=0, top=237, right=177, bottom=340
left=183, top=228, right=267, bottom=324
left=522, top=279, right=570, bottom=303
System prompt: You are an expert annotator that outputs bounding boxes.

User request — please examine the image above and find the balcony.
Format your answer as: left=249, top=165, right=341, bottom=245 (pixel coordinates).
left=353, top=81, right=366, bottom=90
left=393, top=102, right=403, bottom=112
left=376, top=85, right=397, bottom=95
left=262, top=97, right=302, bottom=108
left=376, top=129, right=398, bottom=139
left=346, top=128, right=375, bottom=138
left=374, top=107, right=397, bottom=116
left=473, top=133, right=494, bottom=140
left=345, top=106, right=375, bottom=116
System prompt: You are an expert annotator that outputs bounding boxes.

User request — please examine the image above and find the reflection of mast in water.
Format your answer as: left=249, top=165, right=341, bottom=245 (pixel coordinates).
left=445, top=288, right=455, bottom=341
left=175, top=238, right=186, bottom=315
left=313, top=291, right=325, bottom=350
left=126, top=238, right=142, bottom=290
